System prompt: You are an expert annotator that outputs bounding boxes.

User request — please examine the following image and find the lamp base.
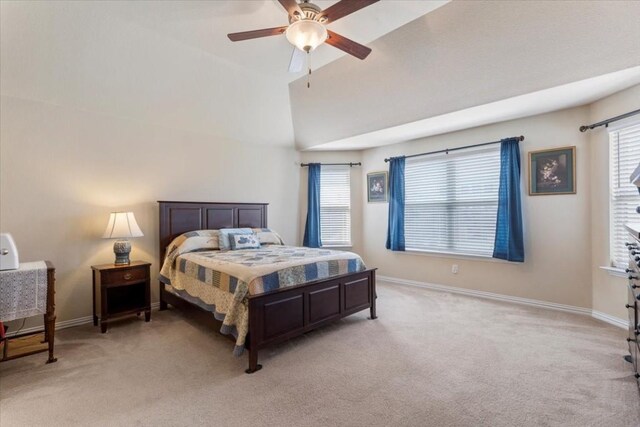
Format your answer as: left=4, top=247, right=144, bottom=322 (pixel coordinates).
left=113, top=240, right=131, bottom=265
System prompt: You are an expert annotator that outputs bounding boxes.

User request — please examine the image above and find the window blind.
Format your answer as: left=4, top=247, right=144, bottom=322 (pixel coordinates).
left=405, top=147, right=500, bottom=257
left=610, top=122, right=640, bottom=268
left=320, top=166, right=351, bottom=246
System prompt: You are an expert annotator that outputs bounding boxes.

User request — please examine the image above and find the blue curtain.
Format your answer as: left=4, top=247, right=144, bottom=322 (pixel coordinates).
left=303, top=163, right=322, bottom=248
left=386, top=157, right=406, bottom=251
left=493, top=138, right=524, bottom=262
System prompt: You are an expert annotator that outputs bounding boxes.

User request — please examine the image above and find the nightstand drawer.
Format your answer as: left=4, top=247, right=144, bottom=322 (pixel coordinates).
left=104, top=267, right=147, bottom=285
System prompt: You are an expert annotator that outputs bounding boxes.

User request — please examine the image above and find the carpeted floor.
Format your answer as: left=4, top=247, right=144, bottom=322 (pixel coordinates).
left=1, top=282, right=639, bottom=426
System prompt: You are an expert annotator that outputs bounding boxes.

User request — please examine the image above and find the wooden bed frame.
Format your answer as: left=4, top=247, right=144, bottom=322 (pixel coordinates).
left=158, top=201, right=377, bottom=373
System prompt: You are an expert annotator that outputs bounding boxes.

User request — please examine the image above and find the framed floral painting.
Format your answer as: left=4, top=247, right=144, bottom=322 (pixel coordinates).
left=528, top=146, right=576, bottom=195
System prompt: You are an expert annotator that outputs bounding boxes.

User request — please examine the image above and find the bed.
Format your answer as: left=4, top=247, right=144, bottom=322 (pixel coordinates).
left=158, top=201, right=377, bottom=373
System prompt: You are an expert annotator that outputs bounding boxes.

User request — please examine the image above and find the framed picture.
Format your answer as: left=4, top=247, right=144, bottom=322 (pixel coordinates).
left=528, top=146, right=576, bottom=195
left=367, top=171, right=388, bottom=202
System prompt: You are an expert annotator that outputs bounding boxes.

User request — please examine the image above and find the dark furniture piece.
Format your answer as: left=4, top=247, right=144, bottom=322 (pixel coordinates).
left=158, top=201, right=377, bottom=373
left=625, top=223, right=640, bottom=389
left=0, top=261, right=56, bottom=364
left=92, top=261, right=151, bottom=333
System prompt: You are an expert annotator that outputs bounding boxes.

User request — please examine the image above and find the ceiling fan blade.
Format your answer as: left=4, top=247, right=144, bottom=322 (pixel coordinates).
left=277, top=0, right=302, bottom=17
left=227, top=26, right=288, bottom=42
left=321, top=0, right=379, bottom=24
left=288, top=47, right=306, bottom=73
left=326, top=30, right=372, bottom=60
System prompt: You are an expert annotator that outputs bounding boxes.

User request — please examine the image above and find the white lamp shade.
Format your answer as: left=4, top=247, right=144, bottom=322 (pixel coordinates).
left=102, top=212, right=144, bottom=239
left=285, top=20, right=327, bottom=52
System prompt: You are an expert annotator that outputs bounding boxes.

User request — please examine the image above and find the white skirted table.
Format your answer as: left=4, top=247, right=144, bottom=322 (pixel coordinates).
left=0, top=261, right=57, bottom=363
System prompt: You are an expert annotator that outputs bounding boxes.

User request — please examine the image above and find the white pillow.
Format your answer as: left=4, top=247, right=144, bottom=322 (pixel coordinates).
left=219, top=228, right=253, bottom=250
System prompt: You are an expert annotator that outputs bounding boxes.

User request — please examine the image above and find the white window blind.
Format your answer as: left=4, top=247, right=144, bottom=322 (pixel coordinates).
left=405, top=147, right=501, bottom=257
left=610, top=122, right=640, bottom=269
left=320, top=166, right=351, bottom=246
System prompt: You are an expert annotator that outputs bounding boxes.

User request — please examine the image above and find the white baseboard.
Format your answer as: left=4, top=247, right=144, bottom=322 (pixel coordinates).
left=4, top=302, right=161, bottom=337
left=592, top=310, right=628, bottom=329
left=378, top=275, right=628, bottom=329
left=5, top=281, right=628, bottom=337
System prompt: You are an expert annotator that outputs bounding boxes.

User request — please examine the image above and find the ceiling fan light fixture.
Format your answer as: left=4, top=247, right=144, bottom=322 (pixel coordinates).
left=285, top=19, right=327, bottom=53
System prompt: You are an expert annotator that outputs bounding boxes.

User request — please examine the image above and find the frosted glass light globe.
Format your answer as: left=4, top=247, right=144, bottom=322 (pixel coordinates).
left=285, top=20, right=328, bottom=52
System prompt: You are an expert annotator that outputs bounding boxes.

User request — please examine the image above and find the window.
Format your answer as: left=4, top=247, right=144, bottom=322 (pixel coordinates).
left=610, top=121, right=640, bottom=269
left=405, top=147, right=501, bottom=257
left=320, top=166, right=351, bottom=246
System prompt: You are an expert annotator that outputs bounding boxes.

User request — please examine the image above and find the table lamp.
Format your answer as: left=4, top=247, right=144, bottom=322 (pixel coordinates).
left=102, top=212, right=144, bottom=265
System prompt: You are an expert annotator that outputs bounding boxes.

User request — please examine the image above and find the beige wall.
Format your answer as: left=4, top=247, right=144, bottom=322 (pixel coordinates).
left=360, top=107, right=594, bottom=308
left=298, top=151, right=364, bottom=255
left=318, top=84, right=638, bottom=319
left=0, top=95, right=300, bottom=328
left=589, top=85, right=640, bottom=319
left=0, top=1, right=301, bottom=330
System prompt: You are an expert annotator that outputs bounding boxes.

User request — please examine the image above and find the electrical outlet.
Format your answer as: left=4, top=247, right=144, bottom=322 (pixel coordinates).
left=451, top=264, right=459, bottom=274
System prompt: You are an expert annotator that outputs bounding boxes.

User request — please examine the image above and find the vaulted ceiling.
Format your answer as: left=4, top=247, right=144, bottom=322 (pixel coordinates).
left=289, top=0, right=640, bottom=150
left=104, top=0, right=449, bottom=83
left=2, top=1, right=639, bottom=151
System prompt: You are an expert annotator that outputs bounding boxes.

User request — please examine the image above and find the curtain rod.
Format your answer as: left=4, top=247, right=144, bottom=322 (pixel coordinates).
left=579, top=108, right=640, bottom=132
left=300, top=162, right=362, bottom=167
left=383, top=136, right=524, bottom=163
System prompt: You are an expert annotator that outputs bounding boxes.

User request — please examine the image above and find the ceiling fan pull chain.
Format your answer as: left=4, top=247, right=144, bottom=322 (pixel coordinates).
left=307, top=51, right=311, bottom=89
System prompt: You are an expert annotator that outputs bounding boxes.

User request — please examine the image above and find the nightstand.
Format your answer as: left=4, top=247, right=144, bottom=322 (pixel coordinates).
left=91, top=261, right=151, bottom=333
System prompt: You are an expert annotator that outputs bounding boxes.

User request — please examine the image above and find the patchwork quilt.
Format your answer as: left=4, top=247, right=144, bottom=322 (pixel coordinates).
left=159, top=245, right=366, bottom=355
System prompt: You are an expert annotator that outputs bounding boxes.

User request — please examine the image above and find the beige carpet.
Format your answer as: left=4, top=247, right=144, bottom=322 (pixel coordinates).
left=1, top=282, right=639, bottom=426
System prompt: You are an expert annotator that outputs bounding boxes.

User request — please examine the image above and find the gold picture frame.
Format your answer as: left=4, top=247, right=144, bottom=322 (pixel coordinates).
left=528, top=146, right=576, bottom=196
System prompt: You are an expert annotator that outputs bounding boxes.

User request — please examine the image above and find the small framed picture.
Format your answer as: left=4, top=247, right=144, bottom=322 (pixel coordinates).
left=367, top=171, right=388, bottom=202
left=529, top=146, right=576, bottom=196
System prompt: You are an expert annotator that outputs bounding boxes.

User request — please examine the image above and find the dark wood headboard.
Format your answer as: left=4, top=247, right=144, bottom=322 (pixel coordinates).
left=158, top=201, right=268, bottom=262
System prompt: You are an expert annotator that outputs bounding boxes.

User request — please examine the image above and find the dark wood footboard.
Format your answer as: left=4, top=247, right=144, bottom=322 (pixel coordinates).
left=245, top=269, right=377, bottom=373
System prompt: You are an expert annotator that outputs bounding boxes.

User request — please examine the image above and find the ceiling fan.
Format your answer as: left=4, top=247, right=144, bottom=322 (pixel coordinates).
left=227, top=0, right=379, bottom=75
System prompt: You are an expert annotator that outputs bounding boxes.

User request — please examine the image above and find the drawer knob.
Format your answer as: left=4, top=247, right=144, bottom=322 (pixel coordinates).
left=636, top=373, right=640, bottom=379
left=124, top=273, right=133, bottom=280
left=628, top=338, right=637, bottom=343
left=627, top=304, right=633, bottom=308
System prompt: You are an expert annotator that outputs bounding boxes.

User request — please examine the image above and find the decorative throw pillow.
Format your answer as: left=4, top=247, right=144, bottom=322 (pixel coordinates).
left=219, top=228, right=253, bottom=250
left=251, top=228, right=285, bottom=245
left=229, top=233, right=261, bottom=250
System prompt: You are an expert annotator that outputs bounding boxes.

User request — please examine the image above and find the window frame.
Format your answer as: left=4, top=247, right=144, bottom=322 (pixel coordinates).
left=608, top=116, right=640, bottom=270
left=404, top=146, right=501, bottom=258
left=319, top=165, right=352, bottom=248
